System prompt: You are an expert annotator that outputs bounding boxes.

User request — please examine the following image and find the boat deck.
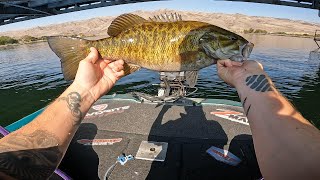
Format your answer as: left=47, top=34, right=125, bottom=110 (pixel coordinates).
left=57, top=95, right=261, bottom=179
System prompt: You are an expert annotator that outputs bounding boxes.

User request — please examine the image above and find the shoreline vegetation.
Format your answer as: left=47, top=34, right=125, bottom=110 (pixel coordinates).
left=0, top=30, right=317, bottom=48
left=243, top=28, right=318, bottom=38
left=0, top=35, right=47, bottom=48
left=0, top=34, right=88, bottom=48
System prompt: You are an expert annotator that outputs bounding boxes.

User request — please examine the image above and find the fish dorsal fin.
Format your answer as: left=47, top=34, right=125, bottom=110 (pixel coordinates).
left=149, top=13, right=182, bottom=22
left=108, top=13, right=147, bottom=37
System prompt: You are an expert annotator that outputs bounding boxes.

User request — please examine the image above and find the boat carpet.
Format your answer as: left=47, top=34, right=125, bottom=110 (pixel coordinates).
left=59, top=98, right=262, bottom=180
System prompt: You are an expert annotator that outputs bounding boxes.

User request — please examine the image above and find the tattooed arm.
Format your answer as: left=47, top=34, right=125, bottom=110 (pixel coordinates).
left=0, top=47, right=124, bottom=179
left=217, top=60, right=320, bottom=180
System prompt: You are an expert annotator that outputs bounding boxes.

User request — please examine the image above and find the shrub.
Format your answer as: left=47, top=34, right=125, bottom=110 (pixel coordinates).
left=275, top=32, right=287, bottom=35
left=254, top=29, right=267, bottom=34
left=244, top=28, right=255, bottom=34
left=38, top=36, right=47, bottom=41
left=21, top=35, right=38, bottom=42
left=71, top=33, right=85, bottom=38
left=0, top=36, right=18, bottom=45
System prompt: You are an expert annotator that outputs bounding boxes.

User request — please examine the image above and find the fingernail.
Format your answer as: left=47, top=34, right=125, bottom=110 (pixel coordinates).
left=236, top=62, right=243, bottom=66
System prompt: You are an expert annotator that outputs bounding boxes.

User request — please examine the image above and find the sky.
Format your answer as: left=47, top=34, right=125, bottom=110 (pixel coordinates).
left=0, top=0, right=319, bottom=32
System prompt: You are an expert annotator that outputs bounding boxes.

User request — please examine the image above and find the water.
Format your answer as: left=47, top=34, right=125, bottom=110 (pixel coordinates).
left=0, top=35, right=319, bottom=128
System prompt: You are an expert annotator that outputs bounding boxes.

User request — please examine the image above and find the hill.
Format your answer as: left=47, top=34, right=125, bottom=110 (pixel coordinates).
left=0, top=9, right=319, bottom=38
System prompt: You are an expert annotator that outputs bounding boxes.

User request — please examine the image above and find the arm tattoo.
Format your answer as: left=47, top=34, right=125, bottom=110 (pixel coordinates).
left=58, top=92, right=83, bottom=125
left=0, top=130, right=63, bottom=180
left=242, top=97, right=247, bottom=107
left=245, top=74, right=273, bottom=92
left=242, top=96, right=251, bottom=117
left=246, top=105, right=251, bottom=117
left=242, top=74, right=273, bottom=116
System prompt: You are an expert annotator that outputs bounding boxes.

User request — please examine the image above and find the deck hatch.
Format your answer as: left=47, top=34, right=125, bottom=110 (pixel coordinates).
left=135, top=141, right=168, bottom=162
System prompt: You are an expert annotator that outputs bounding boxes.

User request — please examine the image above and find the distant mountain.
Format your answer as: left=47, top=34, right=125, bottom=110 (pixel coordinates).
left=1, top=9, right=319, bottom=38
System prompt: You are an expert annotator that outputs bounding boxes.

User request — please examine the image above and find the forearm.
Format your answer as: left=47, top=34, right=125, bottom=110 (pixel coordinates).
left=236, top=73, right=320, bottom=179
left=35, top=82, right=95, bottom=149
left=0, top=83, right=94, bottom=179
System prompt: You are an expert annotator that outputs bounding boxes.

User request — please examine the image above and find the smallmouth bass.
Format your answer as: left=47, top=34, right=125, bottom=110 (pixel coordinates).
left=48, top=13, right=253, bottom=86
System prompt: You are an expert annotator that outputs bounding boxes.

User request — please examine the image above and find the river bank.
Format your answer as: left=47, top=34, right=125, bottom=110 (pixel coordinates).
left=0, top=32, right=315, bottom=50
left=0, top=39, right=47, bottom=49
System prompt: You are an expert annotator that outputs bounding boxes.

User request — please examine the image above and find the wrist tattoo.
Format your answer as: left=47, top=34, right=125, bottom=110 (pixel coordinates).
left=245, top=74, right=273, bottom=92
left=242, top=74, right=274, bottom=116
left=58, top=92, right=83, bottom=125
left=0, top=130, right=62, bottom=180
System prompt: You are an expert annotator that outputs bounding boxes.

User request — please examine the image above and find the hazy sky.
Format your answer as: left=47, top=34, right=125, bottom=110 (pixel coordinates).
left=1, top=0, right=319, bottom=32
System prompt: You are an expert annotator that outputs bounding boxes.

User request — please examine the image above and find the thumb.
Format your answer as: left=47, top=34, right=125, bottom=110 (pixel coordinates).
left=83, top=47, right=99, bottom=63
left=217, top=59, right=234, bottom=68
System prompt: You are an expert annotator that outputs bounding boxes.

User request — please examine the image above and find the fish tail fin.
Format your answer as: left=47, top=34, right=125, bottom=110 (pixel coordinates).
left=47, top=36, right=89, bottom=81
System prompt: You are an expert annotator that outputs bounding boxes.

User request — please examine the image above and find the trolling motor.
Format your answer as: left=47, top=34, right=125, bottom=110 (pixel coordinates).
left=132, top=71, right=198, bottom=103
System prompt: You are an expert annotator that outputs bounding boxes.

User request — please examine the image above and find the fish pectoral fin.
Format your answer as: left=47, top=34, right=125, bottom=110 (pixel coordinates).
left=185, top=71, right=199, bottom=88
left=149, top=12, right=182, bottom=22
left=123, top=63, right=141, bottom=76
left=108, top=13, right=147, bottom=37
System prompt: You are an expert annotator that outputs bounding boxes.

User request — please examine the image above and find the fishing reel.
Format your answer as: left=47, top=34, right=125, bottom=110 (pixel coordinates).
left=132, top=72, right=198, bottom=103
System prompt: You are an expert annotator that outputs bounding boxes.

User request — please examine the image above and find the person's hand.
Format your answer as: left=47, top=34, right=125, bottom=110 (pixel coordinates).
left=73, top=47, right=125, bottom=101
left=217, top=59, right=265, bottom=87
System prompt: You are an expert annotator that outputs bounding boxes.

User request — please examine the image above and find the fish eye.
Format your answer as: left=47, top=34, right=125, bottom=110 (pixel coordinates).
left=199, top=37, right=209, bottom=43
left=199, top=36, right=209, bottom=44
left=229, top=36, right=237, bottom=41
left=200, top=33, right=216, bottom=43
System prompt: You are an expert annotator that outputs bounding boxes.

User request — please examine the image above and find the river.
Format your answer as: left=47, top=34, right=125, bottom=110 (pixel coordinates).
left=0, top=35, right=319, bottom=128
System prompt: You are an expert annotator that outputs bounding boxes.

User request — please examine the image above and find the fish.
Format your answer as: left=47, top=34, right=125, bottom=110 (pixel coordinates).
left=47, top=13, right=254, bottom=87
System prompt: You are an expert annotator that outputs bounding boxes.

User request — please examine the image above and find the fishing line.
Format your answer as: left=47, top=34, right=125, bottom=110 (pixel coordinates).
left=185, top=87, right=198, bottom=96
left=103, top=139, right=131, bottom=180
left=103, top=161, right=118, bottom=180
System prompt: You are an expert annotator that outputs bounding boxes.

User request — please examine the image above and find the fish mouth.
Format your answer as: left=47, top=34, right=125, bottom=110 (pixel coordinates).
left=242, top=42, right=254, bottom=59
left=230, top=42, right=254, bottom=62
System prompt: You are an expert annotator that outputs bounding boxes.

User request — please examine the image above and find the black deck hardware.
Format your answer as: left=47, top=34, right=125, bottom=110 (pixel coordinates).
left=132, top=71, right=198, bottom=103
